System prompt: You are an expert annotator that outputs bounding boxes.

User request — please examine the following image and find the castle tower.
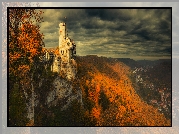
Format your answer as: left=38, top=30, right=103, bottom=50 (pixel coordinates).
left=58, top=22, right=77, bottom=80
left=59, top=22, right=68, bottom=63
left=59, top=22, right=76, bottom=63
left=59, top=22, right=66, bottom=47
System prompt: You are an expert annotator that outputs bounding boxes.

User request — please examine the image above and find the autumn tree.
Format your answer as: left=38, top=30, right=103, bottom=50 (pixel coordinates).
left=8, top=8, right=44, bottom=126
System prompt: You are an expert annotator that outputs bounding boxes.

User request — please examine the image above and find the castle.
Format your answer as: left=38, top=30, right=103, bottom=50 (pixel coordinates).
left=26, top=23, right=78, bottom=121
left=44, top=22, right=77, bottom=80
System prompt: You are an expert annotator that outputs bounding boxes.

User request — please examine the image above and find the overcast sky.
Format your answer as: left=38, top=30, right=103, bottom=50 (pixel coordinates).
left=39, top=8, right=171, bottom=60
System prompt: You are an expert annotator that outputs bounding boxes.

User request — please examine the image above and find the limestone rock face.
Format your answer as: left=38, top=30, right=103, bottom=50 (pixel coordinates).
left=51, top=56, right=61, bottom=73
left=46, top=76, right=82, bottom=111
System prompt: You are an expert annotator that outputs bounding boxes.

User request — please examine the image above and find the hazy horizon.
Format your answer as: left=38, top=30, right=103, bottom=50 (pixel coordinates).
left=44, top=46, right=171, bottom=61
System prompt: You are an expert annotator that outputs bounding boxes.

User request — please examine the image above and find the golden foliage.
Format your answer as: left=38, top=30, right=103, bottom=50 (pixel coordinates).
left=77, top=56, right=171, bottom=126
left=9, top=9, right=44, bottom=77
left=91, top=107, right=101, bottom=120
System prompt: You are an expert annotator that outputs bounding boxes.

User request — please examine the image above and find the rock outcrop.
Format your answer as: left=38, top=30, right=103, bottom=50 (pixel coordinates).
left=46, top=76, right=82, bottom=111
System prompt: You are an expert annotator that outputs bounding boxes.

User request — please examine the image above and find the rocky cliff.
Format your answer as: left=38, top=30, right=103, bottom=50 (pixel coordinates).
left=46, top=76, right=82, bottom=111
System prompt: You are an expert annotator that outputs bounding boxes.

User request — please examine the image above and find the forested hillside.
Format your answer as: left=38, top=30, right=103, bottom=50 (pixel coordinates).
left=75, top=55, right=171, bottom=126
left=9, top=53, right=171, bottom=126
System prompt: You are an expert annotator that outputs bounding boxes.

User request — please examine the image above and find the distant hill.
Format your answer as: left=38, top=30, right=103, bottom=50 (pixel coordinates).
left=116, top=58, right=171, bottom=69
left=116, top=58, right=140, bottom=68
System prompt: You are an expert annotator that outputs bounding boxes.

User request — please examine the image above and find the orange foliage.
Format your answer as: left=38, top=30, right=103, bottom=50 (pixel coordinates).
left=9, top=9, right=44, bottom=77
left=54, top=47, right=60, bottom=55
left=78, top=57, right=171, bottom=126
left=91, top=107, right=101, bottom=120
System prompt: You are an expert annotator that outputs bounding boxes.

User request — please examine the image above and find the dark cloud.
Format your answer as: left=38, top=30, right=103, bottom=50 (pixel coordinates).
left=39, top=8, right=171, bottom=60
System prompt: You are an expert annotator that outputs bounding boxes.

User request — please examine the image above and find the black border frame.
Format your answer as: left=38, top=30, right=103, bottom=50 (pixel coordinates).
left=7, top=6, right=172, bottom=127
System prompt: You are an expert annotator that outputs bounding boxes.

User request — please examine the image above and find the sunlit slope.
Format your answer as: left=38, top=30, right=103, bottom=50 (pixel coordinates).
left=76, top=56, right=171, bottom=126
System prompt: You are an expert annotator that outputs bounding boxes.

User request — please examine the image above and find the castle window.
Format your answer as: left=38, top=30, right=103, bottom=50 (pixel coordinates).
left=61, top=50, right=64, bottom=55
